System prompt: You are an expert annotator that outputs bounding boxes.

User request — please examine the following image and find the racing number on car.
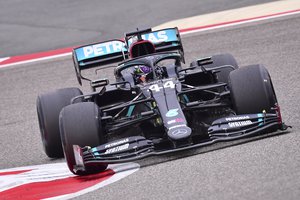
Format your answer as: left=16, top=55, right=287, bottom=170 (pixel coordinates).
left=149, top=81, right=175, bottom=92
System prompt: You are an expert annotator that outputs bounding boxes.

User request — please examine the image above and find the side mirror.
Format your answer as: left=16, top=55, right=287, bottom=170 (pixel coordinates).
left=90, top=78, right=109, bottom=90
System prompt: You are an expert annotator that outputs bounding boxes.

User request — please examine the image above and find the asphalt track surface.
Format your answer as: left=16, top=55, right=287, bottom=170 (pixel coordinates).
left=0, top=0, right=277, bottom=57
left=1, top=12, right=300, bottom=199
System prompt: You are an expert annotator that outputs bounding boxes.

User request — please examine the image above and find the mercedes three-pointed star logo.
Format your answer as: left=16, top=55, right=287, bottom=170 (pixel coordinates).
left=171, top=128, right=188, bottom=136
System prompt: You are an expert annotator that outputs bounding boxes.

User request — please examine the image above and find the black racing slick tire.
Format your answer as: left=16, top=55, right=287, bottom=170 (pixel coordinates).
left=191, top=53, right=239, bottom=84
left=37, top=87, right=82, bottom=158
left=228, top=64, right=277, bottom=114
left=207, top=53, right=239, bottom=84
left=59, top=102, right=108, bottom=175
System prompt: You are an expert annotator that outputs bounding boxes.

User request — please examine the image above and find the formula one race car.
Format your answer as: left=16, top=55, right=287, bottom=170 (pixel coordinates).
left=37, top=27, right=288, bottom=175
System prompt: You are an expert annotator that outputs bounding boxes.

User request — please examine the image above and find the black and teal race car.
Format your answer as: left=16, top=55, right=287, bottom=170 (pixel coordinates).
left=37, top=27, right=289, bottom=175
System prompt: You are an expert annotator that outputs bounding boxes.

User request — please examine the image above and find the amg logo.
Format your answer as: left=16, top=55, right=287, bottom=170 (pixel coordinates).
left=105, top=143, right=129, bottom=154
left=105, top=138, right=129, bottom=149
left=228, top=120, right=253, bottom=128
left=226, top=116, right=250, bottom=121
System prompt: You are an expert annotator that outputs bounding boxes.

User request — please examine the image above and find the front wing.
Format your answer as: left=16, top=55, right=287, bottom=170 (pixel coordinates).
left=72, top=111, right=289, bottom=172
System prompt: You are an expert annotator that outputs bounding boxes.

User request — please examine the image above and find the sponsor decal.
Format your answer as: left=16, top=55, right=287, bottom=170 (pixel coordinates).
left=228, top=120, right=253, bottom=128
left=141, top=31, right=168, bottom=43
left=75, top=40, right=126, bottom=61
left=167, top=118, right=184, bottom=125
left=166, top=108, right=179, bottom=118
left=105, top=138, right=129, bottom=149
left=225, top=116, right=250, bottom=121
left=0, top=162, right=139, bottom=200
left=105, top=143, right=130, bottom=154
left=127, top=29, right=178, bottom=46
left=75, top=29, right=178, bottom=62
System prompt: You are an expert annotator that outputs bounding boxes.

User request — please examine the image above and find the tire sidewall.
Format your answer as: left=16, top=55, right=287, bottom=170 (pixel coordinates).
left=37, top=87, right=82, bottom=158
left=228, top=65, right=277, bottom=114
left=59, top=102, right=107, bottom=175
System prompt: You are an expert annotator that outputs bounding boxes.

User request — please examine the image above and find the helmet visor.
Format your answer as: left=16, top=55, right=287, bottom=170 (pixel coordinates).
left=139, top=65, right=151, bottom=74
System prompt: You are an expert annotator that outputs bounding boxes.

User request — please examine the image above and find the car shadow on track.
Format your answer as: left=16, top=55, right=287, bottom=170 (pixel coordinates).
left=136, top=130, right=291, bottom=168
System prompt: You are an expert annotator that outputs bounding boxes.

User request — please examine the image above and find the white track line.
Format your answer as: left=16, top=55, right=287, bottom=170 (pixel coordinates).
left=180, top=9, right=300, bottom=35
left=1, top=9, right=300, bottom=68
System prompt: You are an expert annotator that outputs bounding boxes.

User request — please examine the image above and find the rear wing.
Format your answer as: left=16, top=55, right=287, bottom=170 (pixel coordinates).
left=73, top=39, right=128, bottom=84
left=125, top=27, right=184, bottom=61
left=72, top=27, right=184, bottom=84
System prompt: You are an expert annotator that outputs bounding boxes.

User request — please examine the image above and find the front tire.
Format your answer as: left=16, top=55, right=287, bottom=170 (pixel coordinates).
left=37, top=87, right=82, bottom=158
left=59, top=102, right=108, bottom=175
left=228, top=64, right=277, bottom=114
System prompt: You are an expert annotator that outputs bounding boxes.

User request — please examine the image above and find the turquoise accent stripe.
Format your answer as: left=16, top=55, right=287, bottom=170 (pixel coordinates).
left=183, top=94, right=189, bottom=103
left=257, top=113, right=263, bottom=118
left=257, top=113, right=264, bottom=126
left=91, top=147, right=100, bottom=156
left=127, top=105, right=135, bottom=117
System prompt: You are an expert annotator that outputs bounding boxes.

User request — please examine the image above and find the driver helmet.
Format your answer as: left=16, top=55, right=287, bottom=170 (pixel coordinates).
left=134, top=65, right=152, bottom=75
left=134, top=65, right=152, bottom=83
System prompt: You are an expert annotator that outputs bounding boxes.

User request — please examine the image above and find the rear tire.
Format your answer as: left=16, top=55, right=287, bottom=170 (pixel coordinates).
left=37, top=87, right=82, bottom=158
left=59, top=102, right=108, bottom=175
left=228, top=64, right=277, bottom=114
left=191, top=53, right=239, bottom=84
